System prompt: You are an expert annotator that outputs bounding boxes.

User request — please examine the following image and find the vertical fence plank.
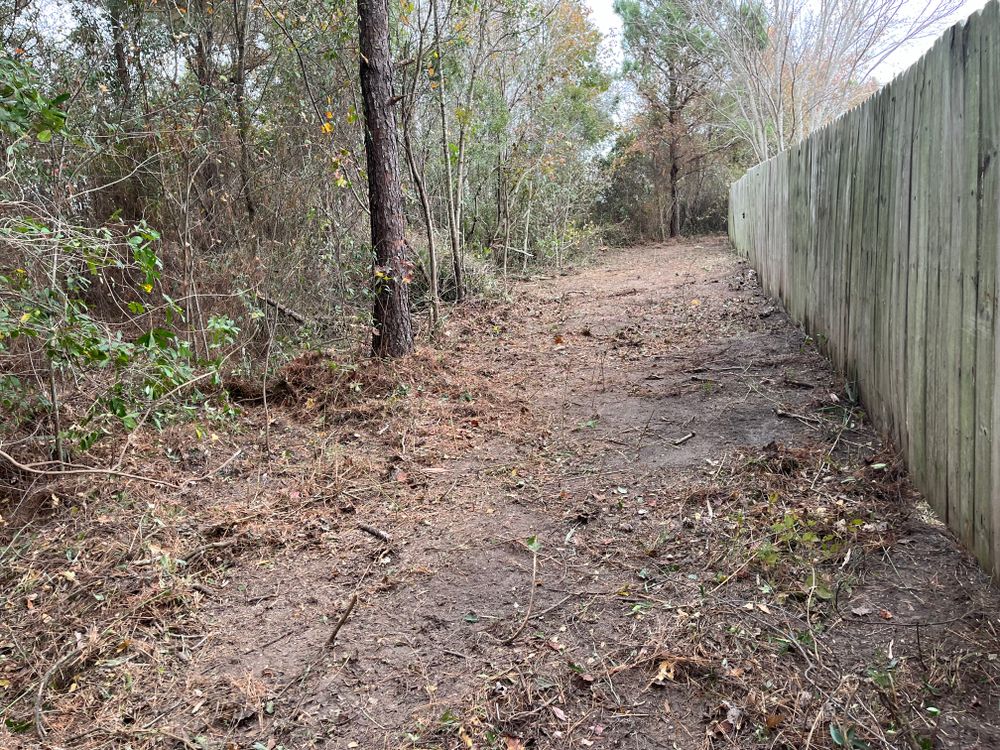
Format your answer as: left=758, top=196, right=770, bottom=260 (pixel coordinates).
left=956, top=16, right=981, bottom=550
left=980, top=1, right=1000, bottom=571
left=907, top=56, right=930, bottom=494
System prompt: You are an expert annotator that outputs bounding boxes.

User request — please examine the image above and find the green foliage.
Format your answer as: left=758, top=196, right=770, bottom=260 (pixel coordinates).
left=0, top=54, right=67, bottom=145
left=0, top=218, right=234, bottom=454
left=829, top=723, right=871, bottom=749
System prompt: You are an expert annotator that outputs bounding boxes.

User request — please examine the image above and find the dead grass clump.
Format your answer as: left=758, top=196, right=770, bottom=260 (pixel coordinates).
left=608, top=437, right=1000, bottom=749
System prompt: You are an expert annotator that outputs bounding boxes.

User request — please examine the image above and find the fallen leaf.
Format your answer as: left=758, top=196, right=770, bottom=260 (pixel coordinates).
left=652, top=658, right=676, bottom=684
left=726, top=703, right=744, bottom=729
left=551, top=705, right=568, bottom=722
left=851, top=606, right=873, bottom=617
left=503, top=738, right=525, bottom=750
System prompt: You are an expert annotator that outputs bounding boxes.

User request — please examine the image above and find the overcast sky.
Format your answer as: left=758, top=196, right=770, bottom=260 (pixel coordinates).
left=585, top=0, right=992, bottom=79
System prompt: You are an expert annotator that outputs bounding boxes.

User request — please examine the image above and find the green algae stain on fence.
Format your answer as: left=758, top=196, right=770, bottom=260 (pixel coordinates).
left=728, top=0, right=1000, bottom=573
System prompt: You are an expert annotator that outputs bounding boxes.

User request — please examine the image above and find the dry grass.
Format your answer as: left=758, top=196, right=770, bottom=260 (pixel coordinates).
left=0, top=337, right=534, bottom=749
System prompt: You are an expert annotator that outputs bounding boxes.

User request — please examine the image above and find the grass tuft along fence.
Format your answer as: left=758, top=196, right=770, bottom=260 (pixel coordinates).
left=728, top=0, right=1000, bottom=573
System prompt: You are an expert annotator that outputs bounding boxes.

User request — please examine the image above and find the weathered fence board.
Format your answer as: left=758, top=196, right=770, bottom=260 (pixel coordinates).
left=728, top=2, right=1000, bottom=573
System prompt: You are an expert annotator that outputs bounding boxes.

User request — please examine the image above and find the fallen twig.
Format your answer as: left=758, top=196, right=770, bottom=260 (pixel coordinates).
left=34, top=643, right=82, bottom=739
left=253, top=291, right=311, bottom=325
left=326, top=593, right=359, bottom=648
left=186, top=449, right=243, bottom=484
left=689, top=375, right=720, bottom=384
left=782, top=374, right=816, bottom=389
left=505, top=546, right=539, bottom=645
left=774, top=408, right=824, bottom=427
left=0, top=447, right=180, bottom=488
left=358, top=523, right=391, bottom=544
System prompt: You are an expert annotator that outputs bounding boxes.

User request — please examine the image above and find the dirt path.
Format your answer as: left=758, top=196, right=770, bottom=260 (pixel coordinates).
left=8, top=239, right=1000, bottom=750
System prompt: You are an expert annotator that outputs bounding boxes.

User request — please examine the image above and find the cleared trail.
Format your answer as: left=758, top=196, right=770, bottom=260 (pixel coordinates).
left=191, top=239, right=1000, bottom=749
left=11, top=239, right=1000, bottom=749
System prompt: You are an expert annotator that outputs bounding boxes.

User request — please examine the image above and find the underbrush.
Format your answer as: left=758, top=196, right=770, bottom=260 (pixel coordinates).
left=0, top=329, right=534, bottom=747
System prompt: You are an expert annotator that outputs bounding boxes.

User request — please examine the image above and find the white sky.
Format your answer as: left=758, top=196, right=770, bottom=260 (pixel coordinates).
left=585, top=0, right=992, bottom=79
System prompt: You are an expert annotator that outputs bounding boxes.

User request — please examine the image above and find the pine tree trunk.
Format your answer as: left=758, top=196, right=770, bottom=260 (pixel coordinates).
left=402, top=127, right=440, bottom=326
left=432, top=0, right=464, bottom=301
left=358, top=0, right=414, bottom=358
left=669, top=141, right=680, bottom=239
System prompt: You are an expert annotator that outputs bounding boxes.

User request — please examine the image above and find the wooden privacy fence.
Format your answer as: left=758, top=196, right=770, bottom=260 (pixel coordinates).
left=728, top=1, right=1000, bottom=573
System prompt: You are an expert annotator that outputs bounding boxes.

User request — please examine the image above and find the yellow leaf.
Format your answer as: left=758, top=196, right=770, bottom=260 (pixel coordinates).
left=652, top=658, right=676, bottom=683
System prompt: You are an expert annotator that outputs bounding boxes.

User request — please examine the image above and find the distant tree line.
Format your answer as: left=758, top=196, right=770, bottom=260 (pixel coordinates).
left=598, top=0, right=960, bottom=243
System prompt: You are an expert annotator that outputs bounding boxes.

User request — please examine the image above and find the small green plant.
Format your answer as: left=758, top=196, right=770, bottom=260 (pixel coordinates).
left=866, top=654, right=899, bottom=690
left=829, top=723, right=870, bottom=749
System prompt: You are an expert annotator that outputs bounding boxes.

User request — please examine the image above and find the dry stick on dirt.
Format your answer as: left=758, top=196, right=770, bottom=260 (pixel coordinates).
left=33, top=643, right=81, bottom=738
left=358, top=523, right=391, bottom=544
left=0, top=447, right=180, bottom=488
left=504, top=545, right=539, bottom=644
left=130, top=536, right=243, bottom=567
left=185, top=449, right=244, bottom=484
left=326, top=593, right=359, bottom=647
left=273, top=594, right=360, bottom=705
left=275, top=592, right=358, bottom=713
left=633, top=407, right=658, bottom=458
left=775, top=408, right=825, bottom=427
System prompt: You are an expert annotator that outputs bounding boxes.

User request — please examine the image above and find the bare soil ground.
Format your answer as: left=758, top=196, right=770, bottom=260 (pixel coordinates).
left=4, top=238, right=1000, bottom=750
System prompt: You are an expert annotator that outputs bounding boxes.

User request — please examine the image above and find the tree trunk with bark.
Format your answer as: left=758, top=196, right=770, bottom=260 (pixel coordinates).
left=667, top=75, right=681, bottom=239
left=432, top=0, right=464, bottom=301
left=358, top=0, right=414, bottom=357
